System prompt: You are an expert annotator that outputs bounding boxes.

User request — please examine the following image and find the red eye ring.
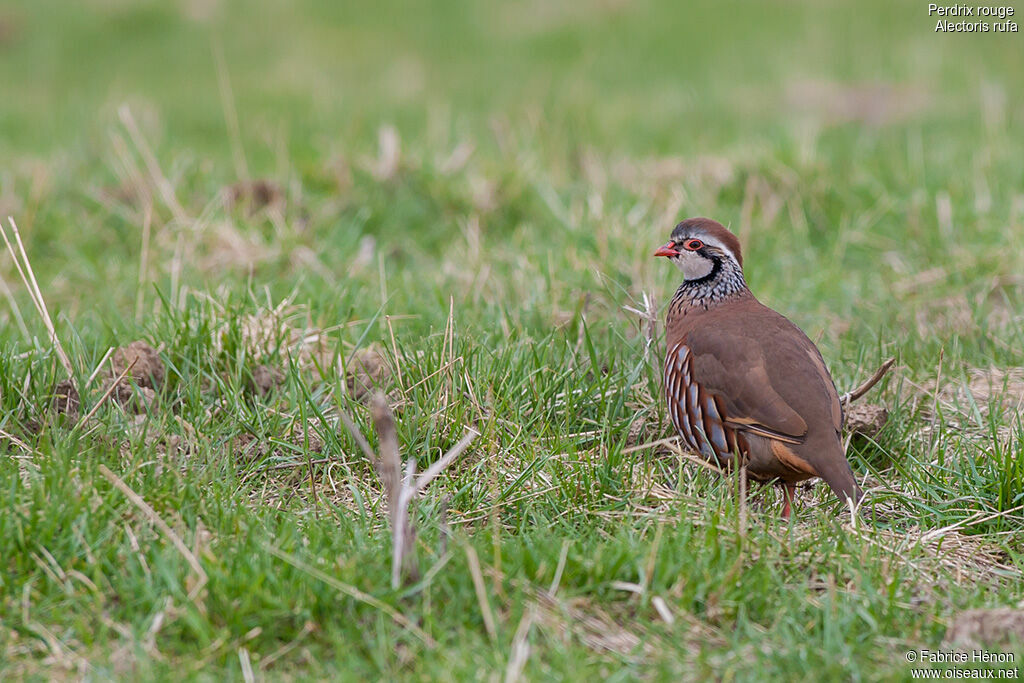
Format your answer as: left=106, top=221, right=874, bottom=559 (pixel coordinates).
left=683, top=239, right=704, bottom=251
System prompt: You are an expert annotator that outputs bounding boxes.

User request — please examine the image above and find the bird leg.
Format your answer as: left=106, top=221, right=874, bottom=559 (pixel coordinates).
left=780, top=483, right=796, bottom=519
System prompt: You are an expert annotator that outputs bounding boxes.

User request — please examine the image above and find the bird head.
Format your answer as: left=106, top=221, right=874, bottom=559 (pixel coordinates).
left=654, top=217, right=743, bottom=283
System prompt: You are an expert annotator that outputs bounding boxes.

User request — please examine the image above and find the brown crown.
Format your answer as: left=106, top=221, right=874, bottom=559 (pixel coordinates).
left=670, top=217, right=743, bottom=268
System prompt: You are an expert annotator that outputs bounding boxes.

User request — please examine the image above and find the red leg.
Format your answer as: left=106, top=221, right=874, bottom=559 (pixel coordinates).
left=781, top=483, right=796, bottom=520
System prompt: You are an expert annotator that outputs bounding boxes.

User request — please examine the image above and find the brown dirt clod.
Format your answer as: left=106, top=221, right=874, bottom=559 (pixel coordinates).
left=250, top=364, right=285, bottom=396
left=288, top=419, right=326, bottom=454
left=626, top=416, right=648, bottom=448
left=346, top=346, right=391, bottom=401
left=844, top=403, right=889, bottom=438
left=231, top=417, right=328, bottom=465
left=233, top=432, right=268, bottom=462
left=944, top=367, right=1024, bottom=417
left=946, top=608, right=1024, bottom=649
left=225, top=179, right=285, bottom=213
left=111, top=341, right=165, bottom=390
left=124, top=414, right=189, bottom=459
left=99, top=180, right=148, bottom=209
left=51, top=379, right=80, bottom=422
left=105, top=380, right=158, bottom=414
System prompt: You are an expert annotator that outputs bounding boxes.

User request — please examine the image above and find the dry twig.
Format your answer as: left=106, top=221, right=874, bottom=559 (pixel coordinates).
left=339, top=391, right=479, bottom=588
left=841, top=357, right=896, bottom=405
left=368, top=394, right=419, bottom=587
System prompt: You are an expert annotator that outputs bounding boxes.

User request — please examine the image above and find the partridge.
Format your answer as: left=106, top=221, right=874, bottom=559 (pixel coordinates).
left=655, top=217, right=862, bottom=517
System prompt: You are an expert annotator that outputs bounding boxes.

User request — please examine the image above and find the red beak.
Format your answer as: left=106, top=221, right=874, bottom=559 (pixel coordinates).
left=654, top=241, right=679, bottom=258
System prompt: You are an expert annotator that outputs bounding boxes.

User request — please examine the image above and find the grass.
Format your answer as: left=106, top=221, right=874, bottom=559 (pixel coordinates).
left=2, top=0, right=1024, bottom=679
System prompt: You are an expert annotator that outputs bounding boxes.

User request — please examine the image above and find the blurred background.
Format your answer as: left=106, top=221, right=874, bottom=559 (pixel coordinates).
left=2, top=0, right=1019, bottom=153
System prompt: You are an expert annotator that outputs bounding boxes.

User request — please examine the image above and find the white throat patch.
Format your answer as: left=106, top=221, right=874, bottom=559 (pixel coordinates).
left=672, top=250, right=715, bottom=281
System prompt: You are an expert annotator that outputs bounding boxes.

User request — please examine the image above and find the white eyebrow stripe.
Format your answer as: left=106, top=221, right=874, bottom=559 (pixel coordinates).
left=689, top=233, right=738, bottom=264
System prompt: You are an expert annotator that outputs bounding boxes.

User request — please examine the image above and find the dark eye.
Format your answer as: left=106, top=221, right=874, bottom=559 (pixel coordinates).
left=683, top=239, right=704, bottom=251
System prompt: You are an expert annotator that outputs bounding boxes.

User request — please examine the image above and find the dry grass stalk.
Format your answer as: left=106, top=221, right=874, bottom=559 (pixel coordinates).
left=118, top=106, right=188, bottom=224
left=849, top=522, right=1017, bottom=583
left=341, top=392, right=478, bottom=589
left=85, top=347, right=117, bottom=387
left=531, top=587, right=650, bottom=657
left=237, top=647, right=255, bottom=683
left=465, top=543, right=498, bottom=642
left=76, top=358, right=137, bottom=427
left=259, top=621, right=316, bottom=671
left=141, top=596, right=172, bottom=655
left=548, top=540, right=570, bottom=595
left=504, top=606, right=535, bottom=683
left=652, top=596, right=675, bottom=625
left=413, top=427, right=478, bottom=494
left=367, top=124, right=401, bottom=181
left=920, top=366, right=1024, bottom=429
left=622, top=290, right=658, bottom=362
left=98, top=464, right=208, bottom=602
left=135, top=201, right=153, bottom=323
left=1, top=217, right=73, bottom=375
left=212, top=40, right=250, bottom=182
left=440, top=295, right=456, bottom=407
left=0, top=272, right=30, bottom=339
left=385, top=314, right=405, bottom=392
left=1, top=426, right=33, bottom=454
left=920, top=502, right=1024, bottom=544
